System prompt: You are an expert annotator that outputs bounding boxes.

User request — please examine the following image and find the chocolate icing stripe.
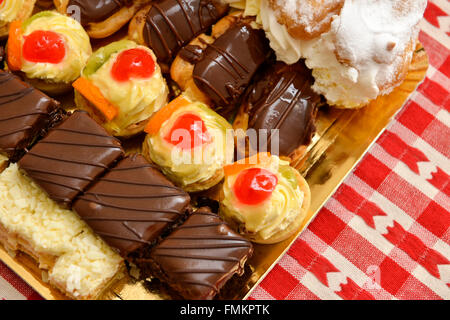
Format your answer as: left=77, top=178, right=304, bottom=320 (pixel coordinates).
left=174, top=0, right=195, bottom=35
left=153, top=4, right=184, bottom=46
left=82, top=216, right=176, bottom=223
left=266, top=81, right=303, bottom=147
left=0, top=111, right=49, bottom=122
left=177, top=222, right=224, bottom=229
left=155, top=243, right=252, bottom=249
left=22, top=168, right=95, bottom=181
left=0, top=88, right=34, bottom=105
left=265, top=72, right=297, bottom=110
left=24, top=152, right=109, bottom=168
left=83, top=192, right=187, bottom=199
left=99, top=178, right=182, bottom=189
left=170, top=269, right=232, bottom=274
left=151, top=252, right=241, bottom=262
left=145, top=9, right=174, bottom=56
left=167, top=236, right=250, bottom=242
left=95, top=231, right=152, bottom=244
left=207, top=43, right=249, bottom=77
left=0, top=88, right=34, bottom=99
left=0, top=126, right=33, bottom=138
left=51, top=127, right=116, bottom=138
left=192, top=75, right=228, bottom=103
left=122, top=221, right=142, bottom=240
left=110, top=164, right=158, bottom=171
left=0, top=74, right=14, bottom=85
left=38, top=141, right=123, bottom=149
left=76, top=197, right=184, bottom=214
left=28, top=177, right=86, bottom=192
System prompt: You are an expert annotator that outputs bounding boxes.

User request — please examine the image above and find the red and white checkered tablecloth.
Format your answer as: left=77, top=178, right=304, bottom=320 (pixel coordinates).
left=1, top=0, right=449, bottom=301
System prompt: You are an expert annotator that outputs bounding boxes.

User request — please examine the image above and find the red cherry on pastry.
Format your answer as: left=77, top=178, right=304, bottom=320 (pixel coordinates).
left=164, top=113, right=211, bottom=150
left=111, top=48, right=155, bottom=82
left=234, top=168, right=278, bottom=205
left=22, top=30, right=66, bottom=64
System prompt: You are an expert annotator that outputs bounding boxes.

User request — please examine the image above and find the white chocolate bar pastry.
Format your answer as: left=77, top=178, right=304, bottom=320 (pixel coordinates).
left=0, top=164, right=124, bottom=300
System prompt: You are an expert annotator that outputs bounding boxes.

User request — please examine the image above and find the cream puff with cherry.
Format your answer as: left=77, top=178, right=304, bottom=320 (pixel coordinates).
left=142, top=95, right=233, bottom=192
left=6, top=11, right=91, bottom=95
left=73, top=40, right=169, bottom=137
left=220, top=153, right=311, bottom=244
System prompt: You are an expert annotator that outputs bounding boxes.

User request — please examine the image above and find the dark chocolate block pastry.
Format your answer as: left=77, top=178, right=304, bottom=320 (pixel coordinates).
left=0, top=70, right=61, bottom=162
left=19, top=110, right=124, bottom=207
left=233, top=62, right=320, bottom=163
left=128, top=0, right=229, bottom=70
left=73, top=154, right=191, bottom=258
left=148, top=207, right=253, bottom=300
left=171, top=13, right=271, bottom=118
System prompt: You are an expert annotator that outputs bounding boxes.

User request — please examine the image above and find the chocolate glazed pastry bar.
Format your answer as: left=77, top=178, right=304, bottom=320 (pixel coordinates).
left=171, top=13, right=271, bottom=118
left=55, top=0, right=145, bottom=39
left=128, top=0, right=229, bottom=72
left=233, top=62, right=321, bottom=163
left=73, top=154, right=191, bottom=258
left=0, top=70, right=62, bottom=162
left=19, top=110, right=124, bottom=208
left=146, top=207, right=253, bottom=300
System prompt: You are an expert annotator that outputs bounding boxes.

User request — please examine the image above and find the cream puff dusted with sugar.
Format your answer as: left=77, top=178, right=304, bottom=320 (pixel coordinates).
left=301, top=0, right=427, bottom=108
left=6, top=11, right=92, bottom=95
left=73, top=40, right=169, bottom=137
left=220, top=153, right=311, bottom=244
left=0, top=164, right=124, bottom=300
left=142, top=95, right=233, bottom=192
left=0, top=0, right=36, bottom=39
left=230, top=0, right=427, bottom=109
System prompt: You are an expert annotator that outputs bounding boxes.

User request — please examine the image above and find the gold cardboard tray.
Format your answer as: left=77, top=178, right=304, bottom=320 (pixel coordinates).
left=0, top=44, right=428, bottom=300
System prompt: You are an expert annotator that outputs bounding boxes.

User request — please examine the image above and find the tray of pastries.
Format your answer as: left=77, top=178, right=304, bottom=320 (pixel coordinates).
left=0, top=0, right=429, bottom=300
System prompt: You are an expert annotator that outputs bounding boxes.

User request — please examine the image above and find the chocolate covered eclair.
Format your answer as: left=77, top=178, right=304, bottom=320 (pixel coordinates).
left=233, top=62, right=320, bottom=164
left=171, top=13, right=271, bottom=118
left=128, top=0, right=229, bottom=71
left=55, top=0, right=144, bottom=38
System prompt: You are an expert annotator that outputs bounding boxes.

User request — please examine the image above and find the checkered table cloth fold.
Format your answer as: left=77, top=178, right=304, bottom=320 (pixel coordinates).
left=1, top=0, right=449, bottom=300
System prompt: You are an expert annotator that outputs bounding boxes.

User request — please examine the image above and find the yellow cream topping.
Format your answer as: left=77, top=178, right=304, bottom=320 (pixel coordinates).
left=221, top=155, right=304, bottom=240
left=21, top=12, right=92, bottom=84
left=0, top=0, right=23, bottom=27
left=87, top=43, right=168, bottom=137
left=144, top=102, right=233, bottom=189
